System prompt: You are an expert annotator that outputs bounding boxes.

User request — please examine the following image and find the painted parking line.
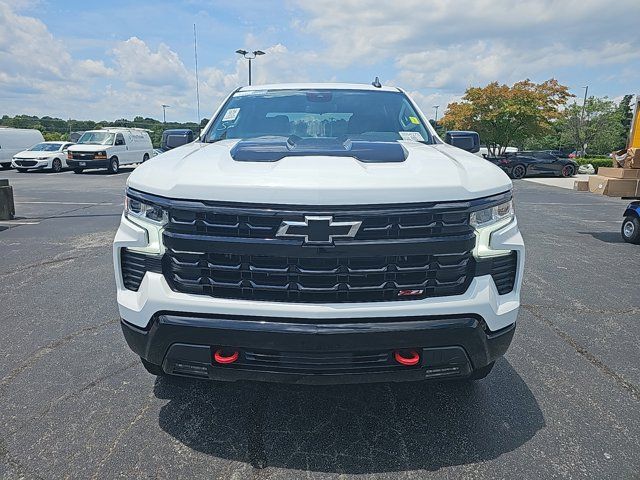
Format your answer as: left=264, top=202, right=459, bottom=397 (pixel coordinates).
left=0, top=220, right=41, bottom=226
left=14, top=201, right=115, bottom=206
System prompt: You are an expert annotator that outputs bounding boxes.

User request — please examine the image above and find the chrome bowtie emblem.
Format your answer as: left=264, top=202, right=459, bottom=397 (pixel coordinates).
left=276, top=216, right=362, bottom=244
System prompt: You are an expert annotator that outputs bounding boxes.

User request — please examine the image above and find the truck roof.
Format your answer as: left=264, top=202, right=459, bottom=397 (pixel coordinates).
left=238, top=82, right=401, bottom=93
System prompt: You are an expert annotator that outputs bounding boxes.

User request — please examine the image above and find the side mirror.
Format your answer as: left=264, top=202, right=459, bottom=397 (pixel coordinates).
left=165, top=134, right=190, bottom=150
left=444, top=131, right=480, bottom=153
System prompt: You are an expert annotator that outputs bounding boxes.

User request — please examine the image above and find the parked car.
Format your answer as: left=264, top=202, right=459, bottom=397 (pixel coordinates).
left=488, top=151, right=579, bottom=179
left=475, top=145, right=518, bottom=158
left=539, top=149, right=570, bottom=159
left=161, top=128, right=194, bottom=151
left=67, top=128, right=154, bottom=174
left=622, top=201, right=640, bottom=244
left=114, top=82, right=524, bottom=384
left=0, top=127, right=45, bottom=170
left=12, top=141, right=74, bottom=173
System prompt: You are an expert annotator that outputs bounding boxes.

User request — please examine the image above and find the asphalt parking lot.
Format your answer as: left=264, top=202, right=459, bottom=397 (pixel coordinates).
left=1, top=168, right=638, bottom=479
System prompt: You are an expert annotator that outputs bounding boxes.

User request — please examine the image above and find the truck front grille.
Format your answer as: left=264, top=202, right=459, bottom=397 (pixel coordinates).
left=122, top=189, right=514, bottom=304
left=163, top=248, right=473, bottom=303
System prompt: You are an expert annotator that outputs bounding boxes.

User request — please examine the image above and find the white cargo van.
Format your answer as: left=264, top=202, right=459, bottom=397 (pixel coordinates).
left=67, top=128, right=154, bottom=174
left=0, top=128, right=45, bottom=170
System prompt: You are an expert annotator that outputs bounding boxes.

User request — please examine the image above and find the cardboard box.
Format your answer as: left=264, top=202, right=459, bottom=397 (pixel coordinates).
left=573, top=180, right=589, bottom=191
left=627, top=147, right=640, bottom=168
left=612, top=148, right=627, bottom=168
left=588, top=175, right=639, bottom=197
left=597, top=167, right=640, bottom=179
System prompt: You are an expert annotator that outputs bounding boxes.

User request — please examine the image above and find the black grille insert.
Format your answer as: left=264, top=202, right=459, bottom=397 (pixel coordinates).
left=229, top=349, right=414, bottom=374
left=163, top=247, right=473, bottom=303
left=490, top=252, right=518, bottom=294
left=167, top=206, right=472, bottom=241
left=120, top=249, right=163, bottom=291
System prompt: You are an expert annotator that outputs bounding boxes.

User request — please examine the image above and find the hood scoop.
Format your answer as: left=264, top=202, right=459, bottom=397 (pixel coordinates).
left=229, top=136, right=407, bottom=163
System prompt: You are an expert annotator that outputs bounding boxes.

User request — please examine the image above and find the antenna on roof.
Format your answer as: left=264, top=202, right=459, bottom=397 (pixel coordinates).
left=372, top=76, right=382, bottom=88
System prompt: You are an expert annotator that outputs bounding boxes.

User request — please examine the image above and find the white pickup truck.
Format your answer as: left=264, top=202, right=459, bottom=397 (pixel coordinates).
left=113, top=83, right=525, bottom=384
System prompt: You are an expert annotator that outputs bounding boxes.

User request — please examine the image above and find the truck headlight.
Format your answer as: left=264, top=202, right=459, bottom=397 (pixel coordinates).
left=471, top=199, right=515, bottom=257
left=470, top=200, right=514, bottom=228
left=123, top=193, right=167, bottom=254
left=124, top=194, right=168, bottom=225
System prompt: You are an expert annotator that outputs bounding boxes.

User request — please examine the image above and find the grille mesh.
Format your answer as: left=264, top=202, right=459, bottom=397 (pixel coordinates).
left=164, top=247, right=473, bottom=303
left=490, top=253, right=518, bottom=295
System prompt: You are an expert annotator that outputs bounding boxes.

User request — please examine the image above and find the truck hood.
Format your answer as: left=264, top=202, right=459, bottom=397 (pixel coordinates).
left=68, top=144, right=111, bottom=152
left=127, top=140, right=512, bottom=205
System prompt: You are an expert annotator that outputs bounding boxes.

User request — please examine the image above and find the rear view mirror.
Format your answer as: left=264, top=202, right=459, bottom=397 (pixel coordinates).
left=444, top=131, right=480, bottom=153
left=166, top=134, right=190, bottom=149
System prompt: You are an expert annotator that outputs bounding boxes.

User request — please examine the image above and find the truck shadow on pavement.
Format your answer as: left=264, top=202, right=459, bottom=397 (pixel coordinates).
left=154, top=359, right=544, bottom=474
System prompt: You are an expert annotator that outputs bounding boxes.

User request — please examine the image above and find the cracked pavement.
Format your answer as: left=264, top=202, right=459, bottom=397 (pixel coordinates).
left=0, top=169, right=638, bottom=479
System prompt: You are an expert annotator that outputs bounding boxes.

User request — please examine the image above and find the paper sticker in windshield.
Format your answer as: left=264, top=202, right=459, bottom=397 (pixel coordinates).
left=222, top=108, right=240, bottom=121
left=399, top=131, right=424, bottom=141
left=409, top=116, right=420, bottom=125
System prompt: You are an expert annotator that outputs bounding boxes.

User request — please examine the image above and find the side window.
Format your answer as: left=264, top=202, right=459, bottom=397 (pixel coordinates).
left=115, top=134, right=125, bottom=146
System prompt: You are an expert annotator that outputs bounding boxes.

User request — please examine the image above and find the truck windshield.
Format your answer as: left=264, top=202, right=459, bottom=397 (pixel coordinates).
left=77, top=132, right=115, bottom=145
left=204, top=89, right=432, bottom=144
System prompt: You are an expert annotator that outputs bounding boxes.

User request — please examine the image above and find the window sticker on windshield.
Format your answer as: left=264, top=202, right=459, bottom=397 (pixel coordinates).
left=222, top=108, right=240, bottom=121
left=399, top=131, right=424, bottom=141
left=409, top=116, right=420, bottom=125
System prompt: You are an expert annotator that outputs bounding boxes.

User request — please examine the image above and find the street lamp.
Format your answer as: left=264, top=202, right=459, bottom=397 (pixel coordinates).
left=433, top=105, right=440, bottom=123
left=161, top=104, right=170, bottom=124
left=235, top=49, right=266, bottom=86
left=580, top=85, right=589, bottom=121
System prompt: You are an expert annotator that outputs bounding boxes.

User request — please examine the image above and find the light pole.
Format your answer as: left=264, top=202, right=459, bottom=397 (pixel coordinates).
left=580, top=86, right=588, bottom=154
left=161, top=104, right=170, bottom=124
left=433, top=105, right=440, bottom=123
left=580, top=85, right=589, bottom=121
left=235, top=49, right=266, bottom=86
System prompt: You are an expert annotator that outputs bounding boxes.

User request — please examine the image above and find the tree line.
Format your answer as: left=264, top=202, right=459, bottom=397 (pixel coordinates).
left=0, top=115, right=209, bottom=148
left=439, top=80, right=633, bottom=157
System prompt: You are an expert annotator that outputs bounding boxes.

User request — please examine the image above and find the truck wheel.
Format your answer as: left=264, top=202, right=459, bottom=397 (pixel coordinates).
left=140, top=358, right=165, bottom=376
left=142, top=153, right=149, bottom=163
left=51, top=158, right=63, bottom=173
left=468, top=361, right=495, bottom=380
left=511, top=164, right=526, bottom=179
left=621, top=216, right=640, bottom=244
left=107, top=157, right=119, bottom=174
left=73, top=168, right=84, bottom=174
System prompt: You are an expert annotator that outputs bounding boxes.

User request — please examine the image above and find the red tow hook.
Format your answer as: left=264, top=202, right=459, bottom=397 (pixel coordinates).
left=213, top=349, right=239, bottom=364
left=394, top=350, right=420, bottom=366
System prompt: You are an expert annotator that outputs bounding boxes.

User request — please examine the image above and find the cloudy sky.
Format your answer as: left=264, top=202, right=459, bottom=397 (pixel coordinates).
left=1, top=0, right=639, bottom=122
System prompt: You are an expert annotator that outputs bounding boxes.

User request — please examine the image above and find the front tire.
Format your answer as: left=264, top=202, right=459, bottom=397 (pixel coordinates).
left=468, top=361, right=495, bottom=380
left=140, top=358, right=165, bottom=376
left=561, top=164, right=575, bottom=177
left=142, top=153, right=149, bottom=163
left=107, top=157, right=119, bottom=174
left=621, top=216, right=640, bottom=244
left=511, top=164, right=526, bottom=179
left=51, top=158, right=63, bottom=173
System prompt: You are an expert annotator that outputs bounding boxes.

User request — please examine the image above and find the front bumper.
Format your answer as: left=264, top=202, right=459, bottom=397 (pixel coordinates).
left=11, top=160, right=48, bottom=169
left=67, top=159, right=108, bottom=169
left=122, top=313, right=515, bottom=384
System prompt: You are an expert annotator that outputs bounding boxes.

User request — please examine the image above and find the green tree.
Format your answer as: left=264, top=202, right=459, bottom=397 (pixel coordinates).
left=440, top=79, right=572, bottom=156
left=560, top=97, right=625, bottom=155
